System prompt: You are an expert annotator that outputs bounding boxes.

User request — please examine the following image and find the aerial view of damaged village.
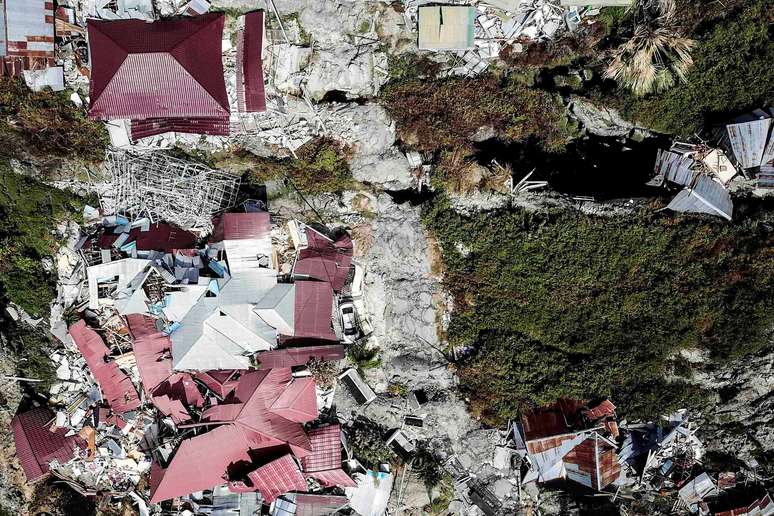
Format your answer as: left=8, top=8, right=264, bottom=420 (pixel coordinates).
left=1, top=0, right=774, bottom=515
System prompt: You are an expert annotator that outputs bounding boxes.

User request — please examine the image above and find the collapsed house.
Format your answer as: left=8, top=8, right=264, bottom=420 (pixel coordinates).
left=720, top=108, right=774, bottom=188
left=0, top=0, right=63, bottom=89
left=648, top=145, right=734, bottom=221
left=515, top=399, right=623, bottom=492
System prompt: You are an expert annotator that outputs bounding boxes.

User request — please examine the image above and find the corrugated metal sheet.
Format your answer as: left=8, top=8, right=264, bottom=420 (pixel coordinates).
left=212, top=212, right=271, bottom=241
left=130, top=116, right=230, bottom=140
left=666, top=175, right=733, bottom=221
left=300, top=424, right=343, bottom=473
left=247, top=454, right=306, bottom=503
left=88, top=14, right=229, bottom=123
left=236, top=10, right=266, bottom=113
left=294, top=280, right=337, bottom=341
left=295, top=493, right=350, bottom=516
left=652, top=149, right=696, bottom=187
left=11, top=407, right=84, bottom=482
left=257, top=345, right=345, bottom=368
left=727, top=118, right=772, bottom=169
left=150, top=424, right=252, bottom=503
left=96, top=222, right=197, bottom=251
left=585, top=399, right=615, bottom=421
left=69, top=320, right=141, bottom=414
left=292, top=229, right=353, bottom=292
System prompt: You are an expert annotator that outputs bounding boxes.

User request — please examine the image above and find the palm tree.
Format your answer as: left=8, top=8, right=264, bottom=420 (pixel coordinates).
left=605, top=0, right=695, bottom=96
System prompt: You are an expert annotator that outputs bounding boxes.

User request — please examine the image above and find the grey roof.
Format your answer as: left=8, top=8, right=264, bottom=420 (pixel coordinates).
left=254, top=283, right=295, bottom=336
left=727, top=118, right=772, bottom=169
left=666, top=175, right=733, bottom=221
left=649, top=149, right=696, bottom=187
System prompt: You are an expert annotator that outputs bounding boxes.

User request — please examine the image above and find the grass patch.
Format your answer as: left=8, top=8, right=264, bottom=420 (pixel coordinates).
left=380, top=74, right=575, bottom=153
left=607, top=0, right=774, bottom=136
left=0, top=163, right=86, bottom=317
left=424, top=199, right=774, bottom=425
left=0, top=78, right=107, bottom=162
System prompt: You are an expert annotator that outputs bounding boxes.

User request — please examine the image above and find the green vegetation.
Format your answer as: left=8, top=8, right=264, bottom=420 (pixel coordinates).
left=609, top=0, right=774, bottom=136
left=347, top=417, right=393, bottom=467
left=218, top=138, right=354, bottom=195
left=3, top=322, right=58, bottom=392
left=347, top=340, right=382, bottom=372
left=0, top=78, right=107, bottom=162
left=0, top=163, right=86, bottom=317
left=424, top=199, right=774, bottom=425
left=380, top=74, right=575, bottom=153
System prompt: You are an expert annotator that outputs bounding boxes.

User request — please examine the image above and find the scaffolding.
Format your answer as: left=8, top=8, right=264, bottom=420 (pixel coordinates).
left=104, top=150, right=241, bottom=232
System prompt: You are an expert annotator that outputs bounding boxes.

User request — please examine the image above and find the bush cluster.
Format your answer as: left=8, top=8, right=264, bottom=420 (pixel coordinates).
left=424, top=199, right=774, bottom=424
left=0, top=78, right=107, bottom=162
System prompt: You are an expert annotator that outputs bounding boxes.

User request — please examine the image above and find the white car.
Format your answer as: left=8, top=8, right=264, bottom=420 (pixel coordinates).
left=339, top=301, right=359, bottom=342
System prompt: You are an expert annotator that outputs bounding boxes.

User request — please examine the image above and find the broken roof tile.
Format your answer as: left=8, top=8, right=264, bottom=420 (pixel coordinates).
left=247, top=454, right=306, bottom=502
left=12, top=407, right=85, bottom=482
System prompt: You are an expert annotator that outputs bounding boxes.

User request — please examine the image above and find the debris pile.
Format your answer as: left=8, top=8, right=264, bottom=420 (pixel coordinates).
left=11, top=194, right=374, bottom=513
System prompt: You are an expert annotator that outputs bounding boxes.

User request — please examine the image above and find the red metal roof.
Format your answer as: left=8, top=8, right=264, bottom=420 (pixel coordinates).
left=69, top=321, right=140, bottom=414
left=150, top=423, right=251, bottom=503
left=305, top=468, right=357, bottom=488
left=11, top=407, right=85, bottom=482
left=87, top=13, right=229, bottom=126
left=236, top=10, right=266, bottom=113
left=195, top=370, right=242, bottom=397
left=151, top=394, right=190, bottom=423
left=563, top=435, right=621, bottom=490
left=294, top=281, right=337, bottom=341
left=295, top=493, right=350, bottom=516
left=247, top=454, right=306, bottom=502
left=270, top=377, right=318, bottom=423
left=150, top=368, right=326, bottom=502
left=293, top=230, right=353, bottom=292
left=257, top=345, right=345, bottom=369
left=127, top=314, right=203, bottom=410
left=300, top=424, right=342, bottom=473
left=211, top=212, right=271, bottom=241
left=521, top=399, right=587, bottom=442
left=97, top=223, right=197, bottom=251
left=130, top=116, right=230, bottom=140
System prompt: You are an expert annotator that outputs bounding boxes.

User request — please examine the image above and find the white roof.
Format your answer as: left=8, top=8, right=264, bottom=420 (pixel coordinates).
left=87, top=258, right=150, bottom=310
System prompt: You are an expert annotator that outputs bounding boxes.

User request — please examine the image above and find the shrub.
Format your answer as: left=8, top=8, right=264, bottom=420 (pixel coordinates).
left=346, top=417, right=393, bottom=467
left=380, top=74, right=574, bottom=153
left=306, top=357, right=339, bottom=390
left=0, top=164, right=86, bottom=316
left=605, top=0, right=695, bottom=96
left=235, top=137, right=354, bottom=195
left=0, top=78, right=107, bottom=162
left=424, top=199, right=774, bottom=424
left=608, top=0, right=774, bottom=136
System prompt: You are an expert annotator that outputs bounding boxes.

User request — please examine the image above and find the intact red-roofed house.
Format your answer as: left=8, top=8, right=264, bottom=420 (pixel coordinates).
left=69, top=320, right=141, bottom=414
left=11, top=407, right=85, bottom=482
left=300, top=424, right=356, bottom=488
left=87, top=13, right=230, bottom=140
left=150, top=368, right=317, bottom=503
